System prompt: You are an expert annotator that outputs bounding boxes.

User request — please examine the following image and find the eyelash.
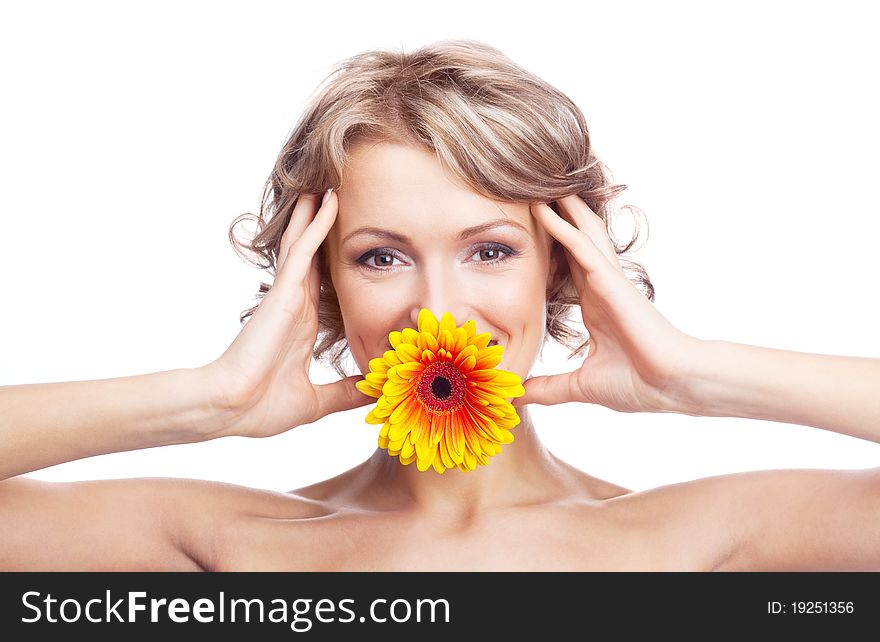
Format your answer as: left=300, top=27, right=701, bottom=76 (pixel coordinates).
left=356, top=243, right=517, bottom=272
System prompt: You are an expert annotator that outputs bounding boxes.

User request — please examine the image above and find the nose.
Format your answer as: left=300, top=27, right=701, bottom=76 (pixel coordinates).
left=408, top=263, right=470, bottom=330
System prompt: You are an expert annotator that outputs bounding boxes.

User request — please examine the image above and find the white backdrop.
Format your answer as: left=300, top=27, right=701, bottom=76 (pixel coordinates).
left=2, top=0, right=878, bottom=492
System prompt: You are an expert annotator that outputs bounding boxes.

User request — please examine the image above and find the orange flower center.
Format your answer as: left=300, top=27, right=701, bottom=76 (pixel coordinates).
left=417, top=361, right=466, bottom=414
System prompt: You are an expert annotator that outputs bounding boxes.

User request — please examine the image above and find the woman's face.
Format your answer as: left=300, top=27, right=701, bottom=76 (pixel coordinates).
left=324, top=140, right=557, bottom=380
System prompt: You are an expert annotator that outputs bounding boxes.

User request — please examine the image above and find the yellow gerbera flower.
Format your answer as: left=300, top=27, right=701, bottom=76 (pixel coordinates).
left=354, top=308, right=525, bottom=473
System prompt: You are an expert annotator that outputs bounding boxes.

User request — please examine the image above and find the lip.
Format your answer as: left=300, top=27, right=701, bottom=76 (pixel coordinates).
left=383, top=335, right=503, bottom=351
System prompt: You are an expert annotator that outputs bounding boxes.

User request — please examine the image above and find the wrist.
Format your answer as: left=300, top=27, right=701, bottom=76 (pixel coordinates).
left=651, top=337, right=717, bottom=416
left=189, top=364, right=249, bottom=440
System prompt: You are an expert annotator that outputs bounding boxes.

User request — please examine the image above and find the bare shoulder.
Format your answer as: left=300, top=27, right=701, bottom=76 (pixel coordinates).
left=0, top=475, right=327, bottom=571
left=604, top=467, right=880, bottom=571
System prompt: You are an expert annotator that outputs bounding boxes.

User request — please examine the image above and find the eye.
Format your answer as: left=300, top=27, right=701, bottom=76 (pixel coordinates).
left=468, top=243, right=516, bottom=266
left=368, top=252, right=397, bottom=268
left=356, top=248, right=406, bottom=271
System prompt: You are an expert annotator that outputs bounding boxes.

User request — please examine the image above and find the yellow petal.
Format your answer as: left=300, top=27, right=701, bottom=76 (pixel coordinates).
left=390, top=398, right=419, bottom=425
left=389, top=331, right=403, bottom=349
left=468, top=393, right=490, bottom=406
left=365, top=372, right=388, bottom=385
left=417, top=453, right=434, bottom=471
left=482, top=369, right=522, bottom=386
left=418, top=331, right=439, bottom=352
left=451, top=419, right=465, bottom=461
left=395, top=343, right=422, bottom=363
left=418, top=308, right=439, bottom=335
left=453, top=344, right=478, bottom=369
left=355, top=380, right=381, bottom=398
left=383, top=389, right=415, bottom=406
left=467, top=369, right=498, bottom=382
left=432, top=456, right=446, bottom=474
left=495, top=413, right=521, bottom=429
left=385, top=367, right=408, bottom=384
left=415, top=432, right=433, bottom=461
left=461, top=320, right=476, bottom=338
left=474, top=345, right=504, bottom=370
left=368, top=357, right=389, bottom=374
left=383, top=380, right=415, bottom=397
left=383, top=349, right=402, bottom=366
left=365, top=408, right=385, bottom=424
left=471, top=332, right=492, bottom=349
left=480, top=403, right=507, bottom=418
left=444, top=426, right=463, bottom=466
left=463, top=426, right=482, bottom=456
left=462, top=446, right=476, bottom=470
left=388, top=419, right=411, bottom=442
left=483, top=383, right=526, bottom=399
left=422, top=349, right=438, bottom=363
left=452, top=327, right=468, bottom=354
left=430, top=413, right=444, bottom=444
left=409, top=403, right=425, bottom=442
left=373, top=400, right=395, bottom=418
left=402, top=327, right=420, bottom=345
left=438, top=328, right=454, bottom=352
left=439, top=311, right=457, bottom=335
left=400, top=452, right=417, bottom=465
left=395, top=361, right=425, bottom=379
left=438, top=435, right=455, bottom=468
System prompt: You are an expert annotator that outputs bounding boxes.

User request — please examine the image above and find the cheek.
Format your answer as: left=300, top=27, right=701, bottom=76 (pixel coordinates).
left=329, top=279, right=396, bottom=370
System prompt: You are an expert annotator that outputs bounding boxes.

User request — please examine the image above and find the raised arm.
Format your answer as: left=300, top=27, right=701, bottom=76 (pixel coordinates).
left=0, top=368, right=223, bottom=481
left=523, top=194, right=880, bottom=444
left=0, top=190, right=372, bottom=570
left=525, top=194, right=879, bottom=570
left=661, top=340, right=880, bottom=444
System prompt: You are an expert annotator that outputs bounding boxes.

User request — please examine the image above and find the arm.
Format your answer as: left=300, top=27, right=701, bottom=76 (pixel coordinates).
left=0, top=367, right=227, bottom=481
left=0, top=368, right=231, bottom=570
left=662, top=339, right=880, bottom=443
left=0, top=190, right=369, bottom=570
left=527, top=196, right=880, bottom=569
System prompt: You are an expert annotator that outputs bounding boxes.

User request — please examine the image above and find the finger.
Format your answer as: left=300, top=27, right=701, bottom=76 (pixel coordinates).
left=278, top=192, right=323, bottom=274
left=555, top=195, right=623, bottom=270
left=313, top=375, right=376, bottom=420
left=512, top=371, right=578, bottom=407
left=531, top=201, right=612, bottom=277
left=560, top=240, right=585, bottom=295
left=276, top=189, right=338, bottom=290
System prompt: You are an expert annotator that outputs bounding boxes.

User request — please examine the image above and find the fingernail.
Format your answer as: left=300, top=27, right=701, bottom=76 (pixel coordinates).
left=321, top=187, right=333, bottom=205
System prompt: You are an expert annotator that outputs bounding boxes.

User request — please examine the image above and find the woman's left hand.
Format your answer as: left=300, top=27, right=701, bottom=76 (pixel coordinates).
left=516, top=195, right=702, bottom=413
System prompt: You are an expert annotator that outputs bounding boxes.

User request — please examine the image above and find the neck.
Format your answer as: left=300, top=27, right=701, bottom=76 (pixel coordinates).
left=355, top=407, right=561, bottom=516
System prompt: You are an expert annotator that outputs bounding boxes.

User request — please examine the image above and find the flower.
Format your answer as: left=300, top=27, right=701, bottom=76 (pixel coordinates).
left=354, top=309, right=525, bottom=473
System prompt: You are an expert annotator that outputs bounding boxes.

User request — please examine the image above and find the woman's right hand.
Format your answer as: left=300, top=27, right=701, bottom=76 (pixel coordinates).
left=201, top=189, right=373, bottom=438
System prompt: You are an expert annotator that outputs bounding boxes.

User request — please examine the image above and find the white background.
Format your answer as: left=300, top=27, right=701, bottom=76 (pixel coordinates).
left=2, top=0, right=878, bottom=492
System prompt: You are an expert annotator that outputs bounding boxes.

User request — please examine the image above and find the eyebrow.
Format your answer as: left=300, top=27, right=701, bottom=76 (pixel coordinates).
left=341, top=218, right=530, bottom=245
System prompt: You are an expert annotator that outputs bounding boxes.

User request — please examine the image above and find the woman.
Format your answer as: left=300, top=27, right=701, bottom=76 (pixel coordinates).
left=1, top=39, right=878, bottom=571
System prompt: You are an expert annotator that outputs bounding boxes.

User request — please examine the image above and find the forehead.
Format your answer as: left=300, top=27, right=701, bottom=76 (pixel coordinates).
left=332, top=140, right=536, bottom=239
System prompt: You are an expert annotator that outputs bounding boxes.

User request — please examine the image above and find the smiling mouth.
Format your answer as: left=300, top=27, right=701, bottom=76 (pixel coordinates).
left=384, top=337, right=503, bottom=351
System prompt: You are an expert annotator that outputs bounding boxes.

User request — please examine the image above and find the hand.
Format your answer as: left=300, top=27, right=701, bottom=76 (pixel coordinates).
left=201, top=190, right=373, bottom=437
left=516, top=195, right=702, bottom=413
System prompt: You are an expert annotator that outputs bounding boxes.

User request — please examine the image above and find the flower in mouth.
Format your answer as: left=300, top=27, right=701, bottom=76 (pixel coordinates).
left=354, top=308, right=525, bottom=473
